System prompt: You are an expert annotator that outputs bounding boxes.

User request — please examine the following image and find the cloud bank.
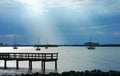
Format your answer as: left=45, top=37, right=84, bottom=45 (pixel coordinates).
left=0, top=0, right=120, bottom=44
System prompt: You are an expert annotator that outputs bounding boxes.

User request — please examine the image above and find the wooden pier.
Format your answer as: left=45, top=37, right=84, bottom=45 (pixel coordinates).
left=0, top=53, right=58, bottom=72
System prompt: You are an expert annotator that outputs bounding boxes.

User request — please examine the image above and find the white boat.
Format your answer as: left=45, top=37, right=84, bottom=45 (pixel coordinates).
left=36, top=37, right=41, bottom=51
left=87, top=37, right=95, bottom=50
left=87, top=45, right=95, bottom=50
left=36, top=47, right=40, bottom=50
left=45, top=46, right=48, bottom=49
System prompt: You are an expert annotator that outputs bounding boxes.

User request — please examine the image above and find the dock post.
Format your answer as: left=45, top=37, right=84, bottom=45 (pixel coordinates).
left=29, top=60, right=32, bottom=70
left=16, top=60, right=19, bottom=69
left=41, top=61, right=43, bottom=73
left=4, top=60, right=7, bottom=69
left=41, top=61, right=45, bottom=73
left=43, top=61, right=45, bottom=71
left=41, top=61, right=43, bottom=70
left=55, top=61, right=57, bottom=71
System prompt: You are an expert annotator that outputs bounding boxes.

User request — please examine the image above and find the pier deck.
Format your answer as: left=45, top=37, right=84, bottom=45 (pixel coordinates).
left=0, top=53, right=58, bottom=72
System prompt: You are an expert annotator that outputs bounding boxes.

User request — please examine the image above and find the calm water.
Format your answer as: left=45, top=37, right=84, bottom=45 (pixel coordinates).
left=0, top=46, right=120, bottom=75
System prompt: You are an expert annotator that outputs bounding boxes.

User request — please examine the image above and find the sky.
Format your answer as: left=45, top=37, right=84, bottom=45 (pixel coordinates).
left=0, top=0, right=120, bottom=45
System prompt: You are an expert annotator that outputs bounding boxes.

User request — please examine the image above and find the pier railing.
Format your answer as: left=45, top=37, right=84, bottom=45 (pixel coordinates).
left=0, top=53, right=58, bottom=61
left=0, top=53, right=58, bottom=71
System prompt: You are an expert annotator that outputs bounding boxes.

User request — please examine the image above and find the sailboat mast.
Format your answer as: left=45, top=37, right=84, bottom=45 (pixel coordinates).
left=46, top=38, right=48, bottom=45
left=38, top=37, right=40, bottom=45
left=90, top=36, right=91, bottom=43
left=13, top=35, right=18, bottom=49
left=14, top=35, right=16, bottom=45
left=90, top=36, right=92, bottom=47
left=45, top=38, right=48, bottom=49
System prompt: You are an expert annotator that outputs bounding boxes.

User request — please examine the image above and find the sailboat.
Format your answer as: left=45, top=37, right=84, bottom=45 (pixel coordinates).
left=45, top=45, right=48, bottom=49
left=13, top=35, right=18, bottom=49
left=36, top=37, right=40, bottom=51
left=87, top=37, right=95, bottom=50
left=45, top=38, right=48, bottom=49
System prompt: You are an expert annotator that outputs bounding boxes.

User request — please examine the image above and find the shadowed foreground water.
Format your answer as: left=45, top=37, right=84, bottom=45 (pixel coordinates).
left=1, top=70, right=120, bottom=76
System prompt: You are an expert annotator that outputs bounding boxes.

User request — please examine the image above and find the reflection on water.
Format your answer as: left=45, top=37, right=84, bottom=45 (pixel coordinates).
left=0, top=68, right=55, bottom=75
left=0, top=46, right=120, bottom=75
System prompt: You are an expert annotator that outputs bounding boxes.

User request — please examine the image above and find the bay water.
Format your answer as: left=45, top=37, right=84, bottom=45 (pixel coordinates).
left=0, top=46, right=120, bottom=75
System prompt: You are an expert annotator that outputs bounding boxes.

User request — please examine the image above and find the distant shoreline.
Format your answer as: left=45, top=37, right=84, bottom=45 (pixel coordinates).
left=0, top=44, right=120, bottom=47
